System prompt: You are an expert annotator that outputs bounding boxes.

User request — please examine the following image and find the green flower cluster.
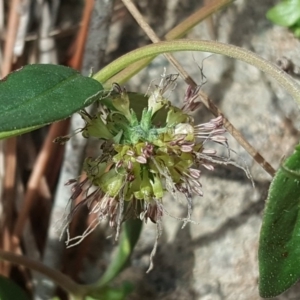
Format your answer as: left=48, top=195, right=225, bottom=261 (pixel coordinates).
left=66, top=75, right=228, bottom=245
left=82, top=83, right=198, bottom=201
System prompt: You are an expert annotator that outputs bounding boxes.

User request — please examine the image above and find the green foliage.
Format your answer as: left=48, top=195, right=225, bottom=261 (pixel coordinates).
left=259, top=145, right=300, bottom=297
left=0, top=275, right=29, bottom=300
left=267, top=0, right=300, bottom=37
left=0, top=64, right=103, bottom=139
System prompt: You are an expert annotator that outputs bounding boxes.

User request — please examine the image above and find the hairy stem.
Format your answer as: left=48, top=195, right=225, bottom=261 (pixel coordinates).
left=94, top=40, right=300, bottom=107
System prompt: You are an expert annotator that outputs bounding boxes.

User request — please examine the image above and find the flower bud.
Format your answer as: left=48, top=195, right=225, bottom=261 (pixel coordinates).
left=148, top=89, right=166, bottom=115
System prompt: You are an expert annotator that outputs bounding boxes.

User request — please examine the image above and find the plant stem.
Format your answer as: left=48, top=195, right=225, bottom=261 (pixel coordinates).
left=94, top=40, right=300, bottom=107
left=0, top=250, right=86, bottom=298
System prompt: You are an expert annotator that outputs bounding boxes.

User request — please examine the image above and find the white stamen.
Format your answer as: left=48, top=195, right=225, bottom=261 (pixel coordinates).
left=202, top=149, right=217, bottom=155
left=202, top=164, right=214, bottom=171
left=136, top=155, right=147, bottom=164
left=181, top=145, right=193, bottom=152
left=189, top=168, right=201, bottom=179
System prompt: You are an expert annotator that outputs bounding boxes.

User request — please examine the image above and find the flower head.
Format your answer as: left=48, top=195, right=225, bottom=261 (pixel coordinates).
left=61, top=73, right=245, bottom=270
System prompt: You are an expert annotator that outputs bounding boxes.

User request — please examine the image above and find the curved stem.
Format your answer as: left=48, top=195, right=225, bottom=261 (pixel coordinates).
left=0, top=221, right=142, bottom=299
left=94, top=39, right=300, bottom=106
left=0, top=250, right=86, bottom=297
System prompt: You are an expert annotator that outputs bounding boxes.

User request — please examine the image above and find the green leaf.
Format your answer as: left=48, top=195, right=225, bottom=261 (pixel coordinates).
left=266, top=0, right=300, bottom=27
left=0, top=125, right=43, bottom=140
left=259, top=144, right=300, bottom=297
left=0, top=275, right=29, bottom=300
left=0, top=64, right=103, bottom=139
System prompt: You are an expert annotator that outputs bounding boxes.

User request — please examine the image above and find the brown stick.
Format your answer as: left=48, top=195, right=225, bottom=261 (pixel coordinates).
left=0, top=0, right=21, bottom=275
left=68, top=0, right=95, bottom=70
left=13, top=121, right=68, bottom=239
